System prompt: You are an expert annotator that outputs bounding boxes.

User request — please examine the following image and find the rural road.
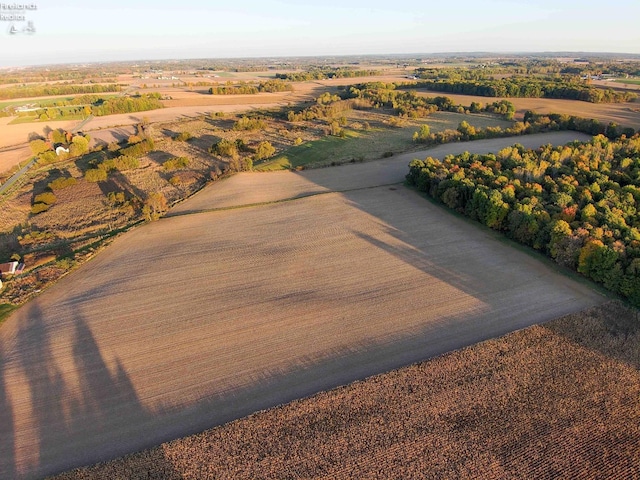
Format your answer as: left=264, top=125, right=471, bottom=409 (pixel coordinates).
left=0, top=131, right=603, bottom=479
left=0, top=158, right=36, bottom=195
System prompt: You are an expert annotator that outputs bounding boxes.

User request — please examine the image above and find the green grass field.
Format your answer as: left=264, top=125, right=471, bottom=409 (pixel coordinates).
left=0, top=303, right=16, bottom=326
left=614, top=78, right=640, bottom=85
left=256, top=112, right=513, bottom=171
left=0, top=96, right=76, bottom=109
left=9, top=112, right=85, bottom=124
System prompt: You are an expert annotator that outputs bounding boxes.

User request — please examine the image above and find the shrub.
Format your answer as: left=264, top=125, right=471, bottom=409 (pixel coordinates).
left=163, top=156, right=190, bottom=171
left=143, top=192, right=168, bottom=221
left=174, top=132, right=192, bottom=142
left=210, top=139, right=238, bottom=158
left=233, top=116, right=266, bottom=131
left=107, top=191, right=126, bottom=205
left=48, top=177, right=77, bottom=190
left=37, top=151, right=58, bottom=165
left=29, top=139, right=50, bottom=155
left=31, top=202, right=51, bottom=214
left=34, top=191, right=56, bottom=205
left=31, top=191, right=57, bottom=214
left=85, top=168, right=107, bottom=182
left=253, top=141, right=276, bottom=161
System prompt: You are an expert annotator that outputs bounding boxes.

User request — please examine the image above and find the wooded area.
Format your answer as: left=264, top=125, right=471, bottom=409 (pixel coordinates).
left=407, top=134, right=640, bottom=305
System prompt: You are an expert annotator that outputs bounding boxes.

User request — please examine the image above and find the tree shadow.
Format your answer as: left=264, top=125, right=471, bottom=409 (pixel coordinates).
left=0, top=343, right=16, bottom=480
left=0, top=303, right=178, bottom=479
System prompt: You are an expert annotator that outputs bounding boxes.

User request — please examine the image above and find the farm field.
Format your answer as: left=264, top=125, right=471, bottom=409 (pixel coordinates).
left=53, top=301, right=640, bottom=480
left=0, top=132, right=603, bottom=479
left=411, top=90, right=640, bottom=129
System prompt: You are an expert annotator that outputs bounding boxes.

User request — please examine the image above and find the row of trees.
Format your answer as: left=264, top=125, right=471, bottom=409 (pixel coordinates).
left=0, top=83, right=121, bottom=100
left=408, top=78, right=636, bottom=103
left=91, top=93, right=163, bottom=116
left=275, top=68, right=381, bottom=81
left=406, top=135, right=640, bottom=305
left=413, top=111, right=637, bottom=147
left=209, top=80, right=293, bottom=95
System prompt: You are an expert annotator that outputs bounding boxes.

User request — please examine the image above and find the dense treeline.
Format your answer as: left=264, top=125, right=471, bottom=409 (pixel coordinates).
left=0, top=83, right=121, bottom=100
left=275, top=68, right=381, bottom=81
left=90, top=93, right=163, bottom=116
left=208, top=80, right=293, bottom=95
left=406, top=135, right=640, bottom=305
left=408, top=78, right=636, bottom=103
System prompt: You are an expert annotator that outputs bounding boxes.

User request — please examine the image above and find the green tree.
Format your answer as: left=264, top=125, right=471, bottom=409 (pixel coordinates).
left=253, top=141, right=276, bottom=161
left=412, top=125, right=431, bottom=143
left=29, top=139, right=50, bottom=155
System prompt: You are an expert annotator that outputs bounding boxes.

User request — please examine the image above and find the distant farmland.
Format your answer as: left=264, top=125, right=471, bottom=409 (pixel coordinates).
left=0, top=133, right=603, bottom=479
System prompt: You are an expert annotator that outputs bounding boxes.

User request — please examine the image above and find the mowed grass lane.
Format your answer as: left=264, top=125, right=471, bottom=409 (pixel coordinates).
left=0, top=132, right=602, bottom=479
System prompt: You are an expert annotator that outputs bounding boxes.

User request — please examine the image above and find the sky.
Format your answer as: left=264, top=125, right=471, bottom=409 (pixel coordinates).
left=1, top=0, right=639, bottom=67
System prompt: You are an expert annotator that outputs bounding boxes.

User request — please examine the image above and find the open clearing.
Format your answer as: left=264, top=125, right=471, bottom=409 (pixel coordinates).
left=0, top=132, right=602, bottom=479
left=53, top=301, right=640, bottom=480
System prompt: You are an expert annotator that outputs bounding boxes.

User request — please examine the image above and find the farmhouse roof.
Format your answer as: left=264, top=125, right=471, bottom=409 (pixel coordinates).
left=0, top=261, right=18, bottom=275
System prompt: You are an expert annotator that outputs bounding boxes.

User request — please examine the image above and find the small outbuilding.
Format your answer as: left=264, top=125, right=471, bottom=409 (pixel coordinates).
left=0, top=261, right=18, bottom=276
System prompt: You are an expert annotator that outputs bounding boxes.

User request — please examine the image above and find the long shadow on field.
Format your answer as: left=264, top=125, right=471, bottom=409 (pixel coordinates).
left=1, top=303, right=178, bottom=480
left=0, top=343, right=16, bottom=480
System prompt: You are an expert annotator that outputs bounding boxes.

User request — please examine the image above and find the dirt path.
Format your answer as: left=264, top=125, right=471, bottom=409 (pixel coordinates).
left=0, top=133, right=603, bottom=479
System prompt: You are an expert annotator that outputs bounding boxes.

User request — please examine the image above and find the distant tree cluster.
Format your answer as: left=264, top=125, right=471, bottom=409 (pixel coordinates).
left=406, top=134, right=640, bottom=306
left=209, top=80, right=293, bottom=95
left=408, top=78, right=636, bottom=103
left=413, top=111, right=637, bottom=147
left=0, top=83, right=121, bottom=100
left=275, top=68, right=381, bottom=81
left=343, top=83, right=516, bottom=120
left=286, top=96, right=355, bottom=122
left=91, top=93, right=163, bottom=116
left=29, top=130, right=91, bottom=164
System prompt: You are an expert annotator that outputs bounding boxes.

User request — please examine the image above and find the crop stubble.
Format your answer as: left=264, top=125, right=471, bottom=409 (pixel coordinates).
left=52, top=302, right=640, bottom=480
left=1, top=133, right=602, bottom=479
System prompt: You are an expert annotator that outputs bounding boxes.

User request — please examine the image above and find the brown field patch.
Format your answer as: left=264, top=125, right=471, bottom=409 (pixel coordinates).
left=0, top=151, right=602, bottom=478
left=52, top=302, right=640, bottom=480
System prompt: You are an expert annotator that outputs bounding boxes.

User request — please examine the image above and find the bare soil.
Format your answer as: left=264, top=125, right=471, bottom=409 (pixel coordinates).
left=51, top=302, right=640, bottom=480
left=0, top=140, right=603, bottom=479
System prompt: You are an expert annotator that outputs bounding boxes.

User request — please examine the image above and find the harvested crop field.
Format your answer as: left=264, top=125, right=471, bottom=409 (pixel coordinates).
left=0, top=131, right=603, bottom=479
left=52, top=301, right=640, bottom=480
